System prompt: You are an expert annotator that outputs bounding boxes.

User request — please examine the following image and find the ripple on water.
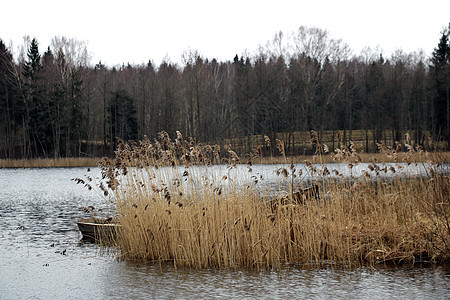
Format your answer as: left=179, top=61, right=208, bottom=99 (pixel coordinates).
left=0, top=167, right=448, bottom=300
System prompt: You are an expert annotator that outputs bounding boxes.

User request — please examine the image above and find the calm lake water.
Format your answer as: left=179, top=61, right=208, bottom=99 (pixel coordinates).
left=0, top=166, right=449, bottom=299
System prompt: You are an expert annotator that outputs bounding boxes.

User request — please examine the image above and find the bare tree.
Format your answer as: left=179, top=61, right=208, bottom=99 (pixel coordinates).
left=288, top=26, right=350, bottom=135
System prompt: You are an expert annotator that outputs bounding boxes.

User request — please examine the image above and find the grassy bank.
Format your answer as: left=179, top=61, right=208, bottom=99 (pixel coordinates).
left=2, top=151, right=447, bottom=168
left=0, top=157, right=101, bottom=168
left=93, top=132, right=449, bottom=269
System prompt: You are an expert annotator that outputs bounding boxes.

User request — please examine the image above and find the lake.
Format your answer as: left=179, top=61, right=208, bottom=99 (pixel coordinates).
left=0, top=166, right=448, bottom=299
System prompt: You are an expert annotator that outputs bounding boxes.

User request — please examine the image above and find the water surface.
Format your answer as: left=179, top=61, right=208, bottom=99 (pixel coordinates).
left=0, top=167, right=448, bottom=299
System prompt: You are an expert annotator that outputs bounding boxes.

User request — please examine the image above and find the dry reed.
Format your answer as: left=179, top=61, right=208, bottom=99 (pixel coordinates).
left=0, top=157, right=101, bottom=168
left=95, top=131, right=449, bottom=269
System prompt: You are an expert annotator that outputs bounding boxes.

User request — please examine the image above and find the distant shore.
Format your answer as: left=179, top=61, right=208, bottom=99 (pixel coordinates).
left=1, top=152, right=448, bottom=168
left=0, top=157, right=101, bottom=168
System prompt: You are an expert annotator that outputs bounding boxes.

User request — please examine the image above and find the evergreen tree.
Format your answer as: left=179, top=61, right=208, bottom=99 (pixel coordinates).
left=40, top=46, right=59, bottom=156
left=0, top=39, right=20, bottom=158
left=22, top=38, right=46, bottom=157
left=22, top=38, right=42, bottom=79
left=429, top=24, right=450, bottom=148
left=108, top=89, right=138, bottom=148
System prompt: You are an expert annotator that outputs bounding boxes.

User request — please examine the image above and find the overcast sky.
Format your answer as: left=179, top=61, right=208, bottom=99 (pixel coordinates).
left=1, top=0, right=449, bottom=66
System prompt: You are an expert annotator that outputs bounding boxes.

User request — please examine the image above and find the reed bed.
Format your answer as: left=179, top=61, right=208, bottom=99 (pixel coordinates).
left=0, top=157, right=101, bottom=168
left=95, top=131, right=449, bottom=269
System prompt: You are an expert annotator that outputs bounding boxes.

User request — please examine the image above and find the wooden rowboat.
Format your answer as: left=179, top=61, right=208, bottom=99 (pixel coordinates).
left=77, top=217, right=120, bottom=242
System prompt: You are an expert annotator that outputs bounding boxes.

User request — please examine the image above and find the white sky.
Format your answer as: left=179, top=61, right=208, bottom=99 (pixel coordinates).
left=1, top=0, right=449, bottom=66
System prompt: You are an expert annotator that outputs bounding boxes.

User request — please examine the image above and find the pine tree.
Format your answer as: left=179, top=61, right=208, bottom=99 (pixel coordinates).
left=22, top=38, right=46, bottom=157
left=22, top=38, right=42, bottom=79
left=108, top=89, right=138, bottom=148
left=429, top=24, right=450, bottom=148
left=0, top=39, right=20, bottom=158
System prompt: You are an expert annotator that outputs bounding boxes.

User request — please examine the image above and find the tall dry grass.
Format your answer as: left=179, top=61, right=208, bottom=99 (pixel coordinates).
left=0, top=157, right=101, bottom=168
left=96, top=131, right=449, bottom=269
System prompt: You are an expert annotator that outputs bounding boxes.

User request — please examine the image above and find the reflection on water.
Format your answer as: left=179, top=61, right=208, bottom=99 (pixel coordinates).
left=0, top=167, right=449, bottom=299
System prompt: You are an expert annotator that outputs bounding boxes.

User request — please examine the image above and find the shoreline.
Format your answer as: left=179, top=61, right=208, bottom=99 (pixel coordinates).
left=1, top=152, right=448, bottom=168
left=0, top=157, right=102, bottom=168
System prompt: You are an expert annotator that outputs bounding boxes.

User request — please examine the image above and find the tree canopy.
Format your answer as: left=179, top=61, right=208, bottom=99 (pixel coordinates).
left=0, top=26, right=449, bottom=159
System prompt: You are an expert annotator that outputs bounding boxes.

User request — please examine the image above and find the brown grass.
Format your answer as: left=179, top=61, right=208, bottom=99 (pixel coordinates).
left=93, top=131, right=449, bottom=269
left=0, top=157, right=102, bottom=168
left=2, top=152, right=446, bottom=168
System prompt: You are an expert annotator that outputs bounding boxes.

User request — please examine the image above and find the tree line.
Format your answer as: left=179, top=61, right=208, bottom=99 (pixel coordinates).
left=0, top=26, right=449, bottom=159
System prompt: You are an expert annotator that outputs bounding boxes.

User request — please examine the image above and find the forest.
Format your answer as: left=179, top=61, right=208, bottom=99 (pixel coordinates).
left=0, top=25, right=449, bottom=159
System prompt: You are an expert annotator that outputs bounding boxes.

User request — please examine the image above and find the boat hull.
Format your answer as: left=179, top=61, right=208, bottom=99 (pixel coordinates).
left=77, top=217, right=120, bottom=242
